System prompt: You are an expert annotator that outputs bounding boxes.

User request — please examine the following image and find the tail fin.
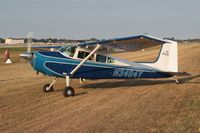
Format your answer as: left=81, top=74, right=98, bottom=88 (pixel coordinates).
left=143, top=41, right=178, bottom=72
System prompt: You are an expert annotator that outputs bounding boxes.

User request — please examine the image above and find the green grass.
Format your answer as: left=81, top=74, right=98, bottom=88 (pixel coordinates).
left=0, top=47, right=26, bottom=53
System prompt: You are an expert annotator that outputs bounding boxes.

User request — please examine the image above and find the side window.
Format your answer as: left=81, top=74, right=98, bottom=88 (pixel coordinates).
left=96, top=54, right=107, bottom=63
left=107, top=57, right=115, bottom=63
left=78, top=51, right=94, bottom=60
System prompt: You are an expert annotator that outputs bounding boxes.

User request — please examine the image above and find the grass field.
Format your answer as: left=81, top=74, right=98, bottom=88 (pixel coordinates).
left=0, top=43, right=200, bottom=132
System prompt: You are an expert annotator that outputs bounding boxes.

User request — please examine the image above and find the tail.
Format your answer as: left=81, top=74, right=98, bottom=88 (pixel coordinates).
left=142, top=40, right=178, bottom=72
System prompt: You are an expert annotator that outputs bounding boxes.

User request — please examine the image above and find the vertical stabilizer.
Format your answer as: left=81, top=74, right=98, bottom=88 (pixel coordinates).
left=142, top=41, right=178, bottom=72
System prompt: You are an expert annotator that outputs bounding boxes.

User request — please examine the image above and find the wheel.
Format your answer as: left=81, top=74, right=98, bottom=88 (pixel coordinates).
left=43, top=83, right=54, bottom=92
left=63, top=86, right=75, bottom=97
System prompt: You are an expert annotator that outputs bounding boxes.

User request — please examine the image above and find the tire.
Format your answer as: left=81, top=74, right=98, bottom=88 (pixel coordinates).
left=63, top=86, right=75, bottom=97
left=43, top=83, right=54, bottom=92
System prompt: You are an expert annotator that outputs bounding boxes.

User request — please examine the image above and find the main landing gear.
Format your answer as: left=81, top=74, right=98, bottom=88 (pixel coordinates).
left=63, top=86, right=74, bottom=97
left=63, top=75, right=75, bottom=97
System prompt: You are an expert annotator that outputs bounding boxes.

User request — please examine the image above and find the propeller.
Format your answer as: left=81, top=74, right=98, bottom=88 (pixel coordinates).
left=20, top=32, right=34, bottom=60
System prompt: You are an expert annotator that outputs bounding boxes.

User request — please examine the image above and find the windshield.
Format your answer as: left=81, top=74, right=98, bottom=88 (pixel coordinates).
left=58, top=44, right=76, bottom=57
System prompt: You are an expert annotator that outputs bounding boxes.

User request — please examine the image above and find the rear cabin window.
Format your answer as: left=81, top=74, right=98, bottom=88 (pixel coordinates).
left=96, top=54, right=107, bottom=63
left=107, top=57, right=115, bottom=63
left=78, top=51, right=94, bottom=60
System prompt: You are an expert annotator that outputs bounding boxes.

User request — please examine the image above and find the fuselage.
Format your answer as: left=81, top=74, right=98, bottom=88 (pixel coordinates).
left=31, top=50, right=172, bottom=79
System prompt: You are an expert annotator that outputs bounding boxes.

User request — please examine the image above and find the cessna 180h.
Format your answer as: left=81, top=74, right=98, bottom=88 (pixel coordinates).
left=20, top=35, right=190, bottom=97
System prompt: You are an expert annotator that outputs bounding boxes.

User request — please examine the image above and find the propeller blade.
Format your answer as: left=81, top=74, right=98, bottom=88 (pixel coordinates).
left=26, top=32, right=34, bottom=53
left=19, top=52, right=33, bottom=60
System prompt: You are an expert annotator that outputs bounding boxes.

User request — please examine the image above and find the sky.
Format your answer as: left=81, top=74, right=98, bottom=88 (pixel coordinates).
left=0, top=0, right=199, bottom=39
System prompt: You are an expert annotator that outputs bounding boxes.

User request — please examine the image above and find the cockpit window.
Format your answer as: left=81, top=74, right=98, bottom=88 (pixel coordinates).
left=58, top=44, right=76, bottom=57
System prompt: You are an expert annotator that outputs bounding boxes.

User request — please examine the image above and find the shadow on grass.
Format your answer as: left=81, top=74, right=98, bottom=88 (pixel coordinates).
left=54, top=89, right=88, bottom=96
left=81, top=74, right=200, bottom=89
left=75, top=92, right=88, bottom=96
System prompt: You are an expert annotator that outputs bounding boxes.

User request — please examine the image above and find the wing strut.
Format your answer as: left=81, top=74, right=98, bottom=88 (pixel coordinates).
left=70, top=44, right=101, bottom=76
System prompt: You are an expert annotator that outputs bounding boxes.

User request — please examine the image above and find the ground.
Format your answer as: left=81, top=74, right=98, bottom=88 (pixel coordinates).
left=0, top=43, right=200, bottom=133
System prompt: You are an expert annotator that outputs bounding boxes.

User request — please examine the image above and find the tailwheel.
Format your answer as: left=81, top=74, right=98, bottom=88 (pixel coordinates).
left=175, top=79, right=180, bottom=84
left=63, top=86, right=75, bottom=97
left=43, top=83, right=54, bottom=92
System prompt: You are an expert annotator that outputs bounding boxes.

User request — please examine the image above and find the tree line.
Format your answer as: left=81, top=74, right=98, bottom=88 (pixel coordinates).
left=0, top=38, right=98, bottom=44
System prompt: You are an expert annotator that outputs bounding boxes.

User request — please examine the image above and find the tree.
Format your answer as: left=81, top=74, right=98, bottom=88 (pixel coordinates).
left=0, top=38, right=5, bottom=43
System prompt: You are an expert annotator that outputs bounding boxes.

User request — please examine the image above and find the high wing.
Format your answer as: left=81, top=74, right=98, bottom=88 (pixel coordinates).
left=79, top=35, right=170, bottom=52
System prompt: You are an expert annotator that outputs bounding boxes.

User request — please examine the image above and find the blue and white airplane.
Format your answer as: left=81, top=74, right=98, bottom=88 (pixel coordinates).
left=21, top=35, right=190, bottom=97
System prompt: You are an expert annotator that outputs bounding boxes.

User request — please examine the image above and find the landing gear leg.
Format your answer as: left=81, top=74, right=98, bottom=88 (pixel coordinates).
left=43, top=78, right=57, bottom=92
left=79, top=78, right=85, bottom=84
left=63, top=75, right=75, bottom=97
left=175, top=79, right=180, bottom=84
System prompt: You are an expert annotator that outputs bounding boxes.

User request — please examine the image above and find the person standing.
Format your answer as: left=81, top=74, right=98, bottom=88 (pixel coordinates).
left=4, top=48, right=12, bottom=64
left=4, top=48, right=10, bottom=61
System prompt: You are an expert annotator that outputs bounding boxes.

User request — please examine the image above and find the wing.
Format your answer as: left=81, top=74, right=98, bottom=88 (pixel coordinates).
left=79, top=35, right=170, bottom=52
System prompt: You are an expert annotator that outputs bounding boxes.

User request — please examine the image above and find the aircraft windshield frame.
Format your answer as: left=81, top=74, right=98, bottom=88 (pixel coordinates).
left=58, top=44, right=77, bottom=57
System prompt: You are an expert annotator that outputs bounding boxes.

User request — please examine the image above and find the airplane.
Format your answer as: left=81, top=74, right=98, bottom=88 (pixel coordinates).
left=20, top=35, right=190, bottom=97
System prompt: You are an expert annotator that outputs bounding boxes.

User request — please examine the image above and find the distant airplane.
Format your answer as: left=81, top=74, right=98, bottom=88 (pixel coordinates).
left=20, top=35, right=190, bottom=97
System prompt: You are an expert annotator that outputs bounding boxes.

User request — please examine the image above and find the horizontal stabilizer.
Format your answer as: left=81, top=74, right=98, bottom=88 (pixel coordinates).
left=162, top=71, right=191, bottom=76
